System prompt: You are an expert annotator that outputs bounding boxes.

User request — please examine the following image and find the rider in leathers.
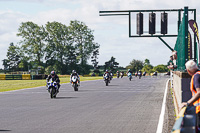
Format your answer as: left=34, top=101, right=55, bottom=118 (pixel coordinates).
left=46, top=71, right=60, bottom=92
left=70, top=70, right=80, bottom=85
left=103, top=70, right=111, bottom=82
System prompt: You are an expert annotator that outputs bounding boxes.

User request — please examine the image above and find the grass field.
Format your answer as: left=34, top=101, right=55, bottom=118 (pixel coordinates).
left=0, top=76, right=104, bottom=92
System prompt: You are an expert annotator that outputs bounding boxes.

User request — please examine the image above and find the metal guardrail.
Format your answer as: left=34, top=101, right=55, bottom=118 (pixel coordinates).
left=5, top=75, right=22, bottom=80
left=171, top=106, right=197, bottom=133
left=171, top=107, right=186, bottom=133
left=0, top=74, right=47, bottom=80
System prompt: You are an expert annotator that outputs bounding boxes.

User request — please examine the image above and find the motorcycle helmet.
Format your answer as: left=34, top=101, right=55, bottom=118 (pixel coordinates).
left=51, top=71, right=55, bottom=78
left=72, top=70, right=76, bottom=73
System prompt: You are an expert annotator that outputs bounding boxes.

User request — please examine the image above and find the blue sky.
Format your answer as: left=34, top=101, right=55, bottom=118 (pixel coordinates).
left=0, top=0, right=200, bottom=69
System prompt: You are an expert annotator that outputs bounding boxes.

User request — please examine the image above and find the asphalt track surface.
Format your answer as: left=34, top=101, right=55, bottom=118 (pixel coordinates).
left=0, top=76, right=169, bottom=133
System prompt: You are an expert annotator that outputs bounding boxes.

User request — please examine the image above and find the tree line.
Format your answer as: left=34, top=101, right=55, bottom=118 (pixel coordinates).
left=3, top=20, right=100, bottom=75
left=101, top=57, right=169, bottom=75
left=126, top=59, right=169, bottom=74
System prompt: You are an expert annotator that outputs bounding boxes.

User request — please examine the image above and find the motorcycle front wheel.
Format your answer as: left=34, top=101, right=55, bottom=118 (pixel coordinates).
left=74, top=83, right=78, bottom=91
left=106, top=80, right=109, bottom=86
left=50, top=87, right=56, bottom=98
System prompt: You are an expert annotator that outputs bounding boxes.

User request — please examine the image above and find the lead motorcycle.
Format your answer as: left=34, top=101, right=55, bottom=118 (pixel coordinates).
left=71, top=76, right=79, bottom=91
left=47, top=79, right=58, bottom=98
left=104, top=73, right=110, bottom=86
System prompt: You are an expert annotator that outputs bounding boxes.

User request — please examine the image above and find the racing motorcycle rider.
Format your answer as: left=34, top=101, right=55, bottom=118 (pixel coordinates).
left=116, top=71, right=120, bottom=78
left=46, top=71, right=61, bottom=92
left=126, top=69, right=133, bottom=76
left=103, top=70, right=110, bottom=82
left=70, top=70, right=80, bottom=85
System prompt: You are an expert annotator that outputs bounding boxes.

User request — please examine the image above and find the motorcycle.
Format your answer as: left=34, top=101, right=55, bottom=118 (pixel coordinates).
left=117, top=73, right=120, bottom=78
left=104, top=73, right=110, bottom=86
left=120, top=72, right=124, bottom=78
left=71, top=76, right=79, bottom=91
left=135, top=72, right=138, bottom=77
left=47, top=79, right=58, bottom=98
left=143, top=72, right=146, bottom=76
left=138, top=72, right=142, bottom=79
left=128, top=72, right=132, bottom=81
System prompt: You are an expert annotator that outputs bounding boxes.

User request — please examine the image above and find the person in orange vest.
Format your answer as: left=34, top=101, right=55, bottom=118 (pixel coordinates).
left=181, top=60, right=200, bottom=114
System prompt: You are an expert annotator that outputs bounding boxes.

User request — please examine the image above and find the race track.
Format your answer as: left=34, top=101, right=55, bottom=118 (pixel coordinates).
left=0, top=76, right=169, bottom=133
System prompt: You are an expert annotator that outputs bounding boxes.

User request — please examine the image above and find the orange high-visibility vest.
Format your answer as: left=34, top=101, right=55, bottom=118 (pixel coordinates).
left=190, top=71, right=200, bottom=113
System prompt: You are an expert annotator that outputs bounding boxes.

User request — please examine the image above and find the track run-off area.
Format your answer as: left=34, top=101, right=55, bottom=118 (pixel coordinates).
left=0, top=76, right=169, bottom=133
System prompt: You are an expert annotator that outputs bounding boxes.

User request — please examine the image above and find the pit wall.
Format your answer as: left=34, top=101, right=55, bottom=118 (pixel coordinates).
left=172, top=71, right=191, bottom=115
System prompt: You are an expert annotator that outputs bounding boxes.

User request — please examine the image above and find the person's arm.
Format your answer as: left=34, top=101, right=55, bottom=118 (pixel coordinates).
left=56, top=76, right=60, bottom=83
left=77, top=74, right=80, bottom=79
left=186, top=88, right=200, bottom=106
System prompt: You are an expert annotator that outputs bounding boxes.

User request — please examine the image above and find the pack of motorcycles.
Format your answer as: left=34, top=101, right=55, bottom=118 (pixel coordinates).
left=104, top=71, right=145, bottom=86
left=46, top=75, right=80, bottom=99
left=46, top=72, right=146, bottom=98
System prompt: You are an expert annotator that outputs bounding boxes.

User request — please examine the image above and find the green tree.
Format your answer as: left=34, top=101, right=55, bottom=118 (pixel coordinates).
left=141, top=64, right=153, bottom=74
left=91, top=49, right=99, bottom=73
left=144, top=59, right=150, bottom=66
left=126, top=59, right=143, bottom=72
left=2, top=59, right=9, bottom=73
left=18, top=57, right=29, bottom=71
left=141, top=59, right=153, bottom=74
left=45, top=21, right=71, bottom=74
left=65, top=45, right=79, bottom=74
left=17, top=22, right=46, bottom=66
left=68, top=20, right=100, bottom=74
left=104, top=56, right=119, bottom=72
left=153, top=64, right=169, bottom=72
left=6, top=43, right=21, bottom=71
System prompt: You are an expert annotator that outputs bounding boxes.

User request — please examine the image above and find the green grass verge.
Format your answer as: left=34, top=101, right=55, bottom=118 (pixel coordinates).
left=0, top=76, right=103, bottom=92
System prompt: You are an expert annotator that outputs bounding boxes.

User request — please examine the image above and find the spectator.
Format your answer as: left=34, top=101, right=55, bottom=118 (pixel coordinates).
left=180, top=60, right=200, bottom=117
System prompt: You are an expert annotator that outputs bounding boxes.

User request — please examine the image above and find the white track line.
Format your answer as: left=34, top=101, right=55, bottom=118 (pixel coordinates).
left=156, top=79, right=170, bottom=133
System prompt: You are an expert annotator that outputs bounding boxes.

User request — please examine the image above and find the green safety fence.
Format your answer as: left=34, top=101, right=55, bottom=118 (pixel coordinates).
left=174, top=7, right=188, bottom=71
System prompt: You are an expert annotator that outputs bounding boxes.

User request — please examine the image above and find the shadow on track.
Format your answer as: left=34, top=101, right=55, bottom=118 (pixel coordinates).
left=55, top=97, right=78, bottom=99
left=0, top=130, right=11, bottom=132
left=107, top=85, right=119, bottom=86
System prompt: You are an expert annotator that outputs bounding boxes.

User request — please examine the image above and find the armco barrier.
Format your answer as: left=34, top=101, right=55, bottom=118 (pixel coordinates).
left=31, top=74, right=48, bottom=80
left=0, top=75, right=5, bottom=80
left=6, top=75, right=22, bottom=80
left=0, top=74, right=47, bottom=80
left=171, top=106, right=196, bottom=133
left=22, top=74, right=31, bottom=80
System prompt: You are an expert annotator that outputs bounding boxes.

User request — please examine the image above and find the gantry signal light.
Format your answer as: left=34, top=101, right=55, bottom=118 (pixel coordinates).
left=161, top=13, right=168, bottom=34
left=149, top=13, right=156, bottom=34
left=137, top=12, right=143, bottom=35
